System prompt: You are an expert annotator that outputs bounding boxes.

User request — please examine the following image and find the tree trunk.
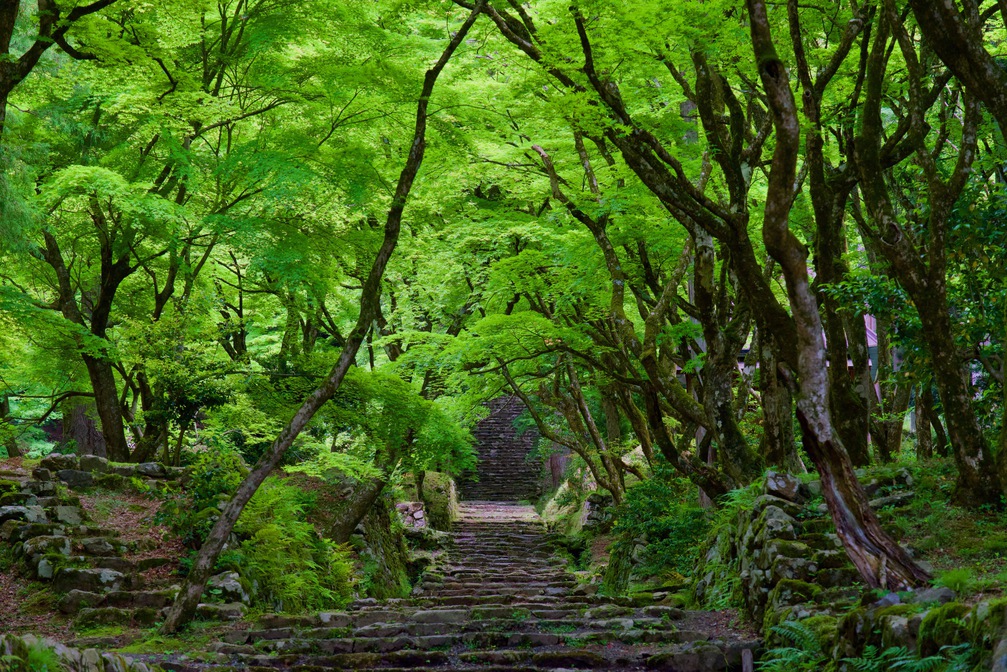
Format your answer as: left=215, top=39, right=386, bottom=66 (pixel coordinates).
left=61, top=400, right=106, bottom=457
left=916, top=384, right=933, bottom=460
left=748, top=0, right=929, bottom=589
left=917, top=294, right=1000, bottom=504
left=83, top=354, right=129, bottom=461
left=157, top=5, right=483, bottom=633
left=329, top=479, right=387, bottom=543
left=1, top=395, right=19, bottom=457
left=758, top=331, right=800, bottom=471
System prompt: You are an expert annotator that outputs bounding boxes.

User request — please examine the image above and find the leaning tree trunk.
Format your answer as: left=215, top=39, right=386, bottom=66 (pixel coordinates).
left=748, top=0, right=929, bottom=590
left=757, top=329, right=801, bottom=472
left=158, top=5, right=484, bottom=633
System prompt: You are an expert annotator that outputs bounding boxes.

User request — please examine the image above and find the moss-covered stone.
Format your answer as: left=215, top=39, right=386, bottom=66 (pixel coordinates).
left=420, top=472, right=459, bottom=532
left=918, top=601, right=970, bottom=656
left=801, top=613, right=838, bottom=652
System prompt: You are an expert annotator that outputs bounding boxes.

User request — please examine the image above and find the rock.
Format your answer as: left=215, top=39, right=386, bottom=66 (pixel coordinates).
left=52, top=505, right=82, bottom=525
left=0, top=505, right=46, bottom=524
left=109, top=464, right=137, bottom=478
left=764, top=471, right=803, bottom=502
left=196, top=602, right=248, bottom=621
left=36, top=556, right=57, bottom=579
left=869, top=491, right=914, bottom=509
left=32, top=468, right=52, bottom=481
left=75, top=607, right=131, bottom=628
left=135, top=462, right=167, bottom=478
left=993, top=631, right=1007, bottom=672
left=411, top=609, right=468, bottom=624
left=905, top=586, right=956, bottom=605
left=59, top=590, right=103, bottom=614
left=318, top=611, right=352, bottom=627
left=206, top=571, right=249, bottom=604
left=57, top=470, right=95, bottom=489
left=53, top=568, right=124, bottom=593
left=22, top=535, right=70, bottom=558
left=81, top=537, right=118, bottom=556
left=532, top=651, right=607, bottom=668
left=646, top=642, right=727, bottom=671
left=40, top=453, right=79, bottom=471
left=79, top=455, right=109, bottom=473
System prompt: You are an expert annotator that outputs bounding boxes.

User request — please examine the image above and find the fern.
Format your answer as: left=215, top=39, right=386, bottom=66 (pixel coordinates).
left=757, top=621, right=827, bottom=672
left=842, top=645, right=955, bottom=671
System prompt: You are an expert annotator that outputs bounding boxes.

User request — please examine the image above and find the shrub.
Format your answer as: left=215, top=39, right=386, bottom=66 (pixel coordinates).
left=234, top=477, right=353, bottom=612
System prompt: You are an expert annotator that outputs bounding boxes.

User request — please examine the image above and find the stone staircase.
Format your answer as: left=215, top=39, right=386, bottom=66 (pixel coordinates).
left=459, top=397, right=542, bottom=502
left=0, top=454, right=190, bottom=633
left=183, top=503, right=759, bottom=671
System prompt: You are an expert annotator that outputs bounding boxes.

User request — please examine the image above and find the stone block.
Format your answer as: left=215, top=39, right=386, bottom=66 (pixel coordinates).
left=79, top=455, right=109, bottom=473
left=57, top=470, right=95, bottom=489
left=40, top=453, right=79, bottom=471
left=764, top=471, right=803, bottom=502
left=59, top=589, right=103, bottom=614
left=22, top=535, right=70, bottom=558
left=0, top=505, right=46, bottom=524
left=135, top=463, right=167, bottom=478
left=53, top=568, right=124, bottom=593
left=54, top=506, right=83, bottom=525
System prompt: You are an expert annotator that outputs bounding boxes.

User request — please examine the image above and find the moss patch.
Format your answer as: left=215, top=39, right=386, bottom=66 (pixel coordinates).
left=918, top=601, right=970, bottom=656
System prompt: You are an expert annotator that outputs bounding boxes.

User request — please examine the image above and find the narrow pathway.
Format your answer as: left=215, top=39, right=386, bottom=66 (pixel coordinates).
left=206, top=502, right=759, bottom=671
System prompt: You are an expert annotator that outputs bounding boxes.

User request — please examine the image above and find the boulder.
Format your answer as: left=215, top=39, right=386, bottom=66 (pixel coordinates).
left=0, top=505, right=46, bottom=524
left=40, top=453, right=79, bottom=471
left=135, top=462, right=167, bottom=478
left=79, top=455, right=109, bottom=474
left=22, top=535, right=70, bottom=558
left=81, top=537, right=119, bottom=556
left=58, top=589, right=103, bottom=614
left=57, top=470, right=95, bottom=489
left=206, top=571, right=249, bottom=604
left=31, top=468, right=52, bottom=481
left=53, top=506, right=83, bottom=525
left=53, top=568, right=124, bottom=593
left=196, top=602, right=247, bottom=621
left=75, top=607, right=131, bottom=628
left=764, top=471, right=803, bottom=502
left=905, top=586, right=956, bottom=606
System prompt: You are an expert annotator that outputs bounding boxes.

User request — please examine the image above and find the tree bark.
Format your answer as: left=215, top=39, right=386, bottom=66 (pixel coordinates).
left=82, top=354, right=129, bottom=461
left=61, top=399, right=106, bottom=457
left=158, top=4, right=484, bottom=633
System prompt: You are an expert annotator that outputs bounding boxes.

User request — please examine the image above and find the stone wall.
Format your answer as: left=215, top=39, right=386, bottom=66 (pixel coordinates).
left=458, top=397, right=542, bottom=501
left=694, top=469, right=1007, bottom=667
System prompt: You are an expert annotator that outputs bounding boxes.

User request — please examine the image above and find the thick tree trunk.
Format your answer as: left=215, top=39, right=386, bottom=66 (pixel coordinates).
left=82, top=354, right=129, bottom=461
left=158, top=5, right=483, bottom=633
left=61, top=400, right=106, bottom=457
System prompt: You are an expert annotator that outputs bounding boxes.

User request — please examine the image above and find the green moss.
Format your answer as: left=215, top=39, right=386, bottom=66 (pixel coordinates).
left=801, top=614, right=838, bottom=652
left=874, top=603, right=923, bottom=618
left=770, top=579, right=822, bottom=604
left=918, top=602, right=970, bottom=656
left=0, top=479, right=21, bottom=494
